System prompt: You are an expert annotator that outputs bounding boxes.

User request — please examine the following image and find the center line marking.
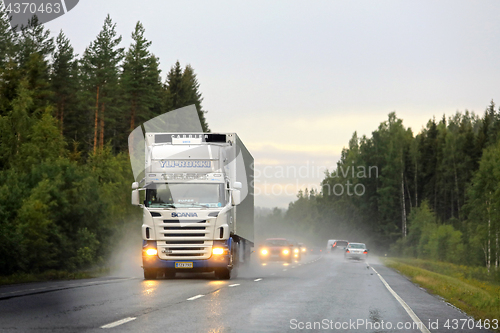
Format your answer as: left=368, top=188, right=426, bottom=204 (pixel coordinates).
left=228, top=284, right=240, bottom=287
left=187, top=294, right=204, bottom=301
left=254, top=278, right=262, bottom=282
left=101, top=317, right=136, bottom=329
left=371, top=267, right=430, bottom=333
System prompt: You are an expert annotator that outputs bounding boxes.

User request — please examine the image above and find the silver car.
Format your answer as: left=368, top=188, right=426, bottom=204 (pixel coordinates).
left=344, top=242, right=368, bottom=260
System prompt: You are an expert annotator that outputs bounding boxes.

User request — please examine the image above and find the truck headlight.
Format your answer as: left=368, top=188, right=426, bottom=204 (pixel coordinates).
left=294, top=248, right=299, bottom=253
left=282, top=249, right=289, bottom=255
left=145, top=248, right=158, bottom=256
left=261, top=249, right=268, bottom=255
left=212, top=247, right=225, bottom=255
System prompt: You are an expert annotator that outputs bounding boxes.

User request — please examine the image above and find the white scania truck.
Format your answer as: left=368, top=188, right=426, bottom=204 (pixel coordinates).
left=131, top=133, right=254, bottom=280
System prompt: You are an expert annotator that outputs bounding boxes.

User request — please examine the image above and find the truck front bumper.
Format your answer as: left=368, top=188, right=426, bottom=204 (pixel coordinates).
left=142, top=255, right=231, bottom=272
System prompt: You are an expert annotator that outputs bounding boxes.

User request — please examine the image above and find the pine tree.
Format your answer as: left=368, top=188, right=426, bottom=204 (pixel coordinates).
left=182, top=65, right=209, bottom=132
left=81, top=14, right=124, bottom=153
left=164, top=61, right=185, bottom=111
left=0, top=2, right=16, bottom=67
left=51, top=30, right=79, bottom=136
left=121, top=21, right=162, bottom=135
left=164, top=61, right=209, bottom=132
left=17, top=17, right=54, bottom=111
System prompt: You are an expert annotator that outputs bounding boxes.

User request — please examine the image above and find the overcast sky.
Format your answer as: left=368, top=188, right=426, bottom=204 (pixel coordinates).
left=39, top=0, right=500, bottom=207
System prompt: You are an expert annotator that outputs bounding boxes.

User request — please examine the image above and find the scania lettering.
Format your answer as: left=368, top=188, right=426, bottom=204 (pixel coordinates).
left=131, top=132, right=254, bottom=280
left=172, top=212, right=198, bottom=218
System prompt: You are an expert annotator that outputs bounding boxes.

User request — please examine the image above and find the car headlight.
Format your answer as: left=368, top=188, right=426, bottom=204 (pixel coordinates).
left=261, top=249, right=268, bottom=255
left=294, top=248, right=299, bottom=253
left=145, top=248, right=157, bottom=256
left=282, top=249, right=289, bottom=255
left=302, top=248, right=306, bottom=252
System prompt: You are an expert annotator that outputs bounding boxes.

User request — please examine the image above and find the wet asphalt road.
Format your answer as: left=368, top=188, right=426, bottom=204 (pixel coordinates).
left=0, top=255, right=492, bottom=333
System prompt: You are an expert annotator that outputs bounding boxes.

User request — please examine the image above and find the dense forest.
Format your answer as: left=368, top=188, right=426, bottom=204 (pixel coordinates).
left=274, top=106, right=500, bottom=272
left=0, top=10, right=209, bottom=276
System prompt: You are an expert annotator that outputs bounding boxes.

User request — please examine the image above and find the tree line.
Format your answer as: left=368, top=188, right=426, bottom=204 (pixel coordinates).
left=281, top=104, right=500, bottom=272
left=0, top=10, right=209, bottom=275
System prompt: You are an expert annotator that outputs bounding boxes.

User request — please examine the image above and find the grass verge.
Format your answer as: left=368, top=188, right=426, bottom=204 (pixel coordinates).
left=384, top=258, right=500, bottom=332
left=0, top=267, right=110, bottom=286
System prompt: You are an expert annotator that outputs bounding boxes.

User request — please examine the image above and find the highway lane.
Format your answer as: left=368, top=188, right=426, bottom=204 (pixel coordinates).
left=0, top=255, right=492, bottom=333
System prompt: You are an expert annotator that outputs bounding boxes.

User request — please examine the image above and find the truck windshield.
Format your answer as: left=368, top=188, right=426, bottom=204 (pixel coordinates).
left=145, top=183, right=224, bottom=208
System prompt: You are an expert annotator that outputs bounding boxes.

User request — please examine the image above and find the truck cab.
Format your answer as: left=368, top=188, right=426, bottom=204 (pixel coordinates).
left=131, top=133, right=253, bottom=280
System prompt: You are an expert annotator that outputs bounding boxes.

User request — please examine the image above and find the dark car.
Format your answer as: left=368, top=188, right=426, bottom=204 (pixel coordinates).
left=329, top=239, right=349, bottom=254
left=258, top=238, right=297, bottom=263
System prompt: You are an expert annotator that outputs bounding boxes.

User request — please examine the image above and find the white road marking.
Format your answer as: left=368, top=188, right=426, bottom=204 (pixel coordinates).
left=228, top=284, right=240, bottom=287
left=254, top=278, right=262, bottom=282
left=101, top=317, right=136, bottom=329
left=371, top=267, right=431, bottom=333
left=283, top=269, right=287, bottom=271
left=187, top=294, right=204, bottom=301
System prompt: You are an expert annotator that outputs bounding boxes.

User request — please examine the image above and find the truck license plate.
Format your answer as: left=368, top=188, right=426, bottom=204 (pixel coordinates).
left=175, top=262, right=193, bottom=269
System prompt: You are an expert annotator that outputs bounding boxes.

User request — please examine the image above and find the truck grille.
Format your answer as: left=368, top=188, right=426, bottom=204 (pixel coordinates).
left=164, top=226, right=205, bottom=230
left=163, top=219, right=206, bottom=224
left=165, top=241, right=204, bottom=245
left=156, top=218, right=214, bottom=260
left=165, top=253, right=204, bottom=257
left=164, top=233, right=206, bottom=237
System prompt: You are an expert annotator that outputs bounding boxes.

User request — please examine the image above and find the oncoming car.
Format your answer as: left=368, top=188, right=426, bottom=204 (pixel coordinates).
left=344, top=242, right=369, bottom=260
left=259, top=238, right=297, bottom=263
left=298, top=243, right=307, bottom=255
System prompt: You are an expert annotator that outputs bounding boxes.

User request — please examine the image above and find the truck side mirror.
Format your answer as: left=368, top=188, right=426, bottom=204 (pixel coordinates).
left=132, top=182, right=139, bottom=189
left=232, top=189, right=241, bottom=206
left=132, top=189, right=140, bottom=206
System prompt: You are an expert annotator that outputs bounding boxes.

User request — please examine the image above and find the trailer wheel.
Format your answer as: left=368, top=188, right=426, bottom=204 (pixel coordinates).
left=143, top=268, right=157, bottom=280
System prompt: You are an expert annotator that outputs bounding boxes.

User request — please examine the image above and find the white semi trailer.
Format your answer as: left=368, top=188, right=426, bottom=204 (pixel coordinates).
left=131, top=133, right=254, bottom=280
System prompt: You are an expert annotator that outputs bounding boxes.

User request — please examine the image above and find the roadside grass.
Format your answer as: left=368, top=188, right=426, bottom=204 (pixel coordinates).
left=0, top=267, right=110, bottom=286
left=391, top=258, right=500, bottom=285
left=384, top=258, right=500, bottom=332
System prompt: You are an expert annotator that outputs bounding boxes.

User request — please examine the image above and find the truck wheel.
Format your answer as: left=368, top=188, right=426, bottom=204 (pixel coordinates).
left=214, top=268, right=231, bottom=280
left=144, top=268, right=157, bottom=280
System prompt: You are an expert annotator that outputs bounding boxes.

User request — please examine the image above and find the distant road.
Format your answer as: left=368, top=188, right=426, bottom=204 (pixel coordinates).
left=0, top=255, right=492, bottom=332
